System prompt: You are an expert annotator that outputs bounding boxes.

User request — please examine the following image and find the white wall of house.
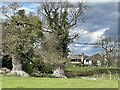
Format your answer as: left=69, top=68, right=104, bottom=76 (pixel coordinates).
left=83, top=60, right=92, bottom=65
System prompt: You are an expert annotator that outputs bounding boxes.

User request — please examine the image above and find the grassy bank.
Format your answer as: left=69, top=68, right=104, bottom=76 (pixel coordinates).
left=2, top=76, right=118, bottom=88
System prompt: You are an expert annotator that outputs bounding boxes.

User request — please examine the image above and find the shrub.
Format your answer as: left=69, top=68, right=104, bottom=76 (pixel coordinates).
left=41, top=63, right=53, bottom=74
left=22, top=61, right=34, bottom=75
left=65, top=66, right=120, bottom=77
left=97, top=67, right=120, bottom=74
left=65, top=66, right=97, bottom=77
left=22, top=55, right=53, bottom=76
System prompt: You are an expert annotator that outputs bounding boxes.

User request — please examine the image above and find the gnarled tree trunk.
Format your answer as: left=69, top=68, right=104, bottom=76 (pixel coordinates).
left=52, top=63, right=67, bottom=78
left=8, top=54, right=29, bottom=77
left=12, top=55, right=22, bottom=71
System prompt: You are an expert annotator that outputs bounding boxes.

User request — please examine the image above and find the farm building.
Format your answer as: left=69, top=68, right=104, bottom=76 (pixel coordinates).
left=68, top=53, right=92, bottom=66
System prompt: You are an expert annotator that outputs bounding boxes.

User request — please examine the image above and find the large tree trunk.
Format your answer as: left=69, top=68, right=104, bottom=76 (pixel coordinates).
left=12, top=55, right=22, bottom=71
left=7, top=54, right=29, bottom=77
left=52, top=64, right=67, bottom=78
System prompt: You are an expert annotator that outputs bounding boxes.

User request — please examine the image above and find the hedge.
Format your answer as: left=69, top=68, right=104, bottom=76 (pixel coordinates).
left=65, top=66, right=120, bottom=78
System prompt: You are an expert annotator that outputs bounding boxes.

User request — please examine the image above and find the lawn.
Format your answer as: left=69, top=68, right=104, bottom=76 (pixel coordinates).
left=1, top=76, right=118, bottom=88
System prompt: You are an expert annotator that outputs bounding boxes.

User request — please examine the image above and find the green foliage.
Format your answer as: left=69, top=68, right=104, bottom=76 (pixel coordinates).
left=97, top=67, right=120, bottom=74
left=2, top=3, right=44, bottom=72
left=2, top=2, right=88, bottom=74
left=65, top=66, right=97, bottom=77
left=22, top=60, right=34, bottom=74
left=41, top=63, right=53, bottom=74
left=24, top=55, right=53, bottom=75
left=65, top=66, right=120, bottom=77
left=33, top=56, right=45, bottom=71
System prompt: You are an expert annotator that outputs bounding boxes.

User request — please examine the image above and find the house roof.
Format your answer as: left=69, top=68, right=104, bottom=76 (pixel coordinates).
left=68, top=54, right=91, bottom=60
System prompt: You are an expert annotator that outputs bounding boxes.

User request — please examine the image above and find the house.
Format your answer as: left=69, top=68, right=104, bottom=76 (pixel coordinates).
left=68, top=54, right=81, bottom=64
left=84, top=58, right=92, bottom=66
left=68, top=53, right=92, bottom=66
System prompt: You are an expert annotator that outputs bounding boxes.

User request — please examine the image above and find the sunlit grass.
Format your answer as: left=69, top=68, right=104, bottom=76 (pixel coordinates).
left=2, top=76, right=118, bottom=88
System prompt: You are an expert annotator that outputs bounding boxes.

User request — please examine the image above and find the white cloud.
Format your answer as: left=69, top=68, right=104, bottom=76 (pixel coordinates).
left=29, top=3, right=40, bottom=9
left=77, top=28, right=109, bottom=43
left=81, top=47, right=91, bottom=51
left=68, top=28, right=108, bottom=55
left=89, top=28, right=109, bottom=43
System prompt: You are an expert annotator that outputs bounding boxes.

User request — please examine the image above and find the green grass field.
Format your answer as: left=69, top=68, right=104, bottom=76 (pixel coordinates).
left=1, top=76, right=118, bottom=88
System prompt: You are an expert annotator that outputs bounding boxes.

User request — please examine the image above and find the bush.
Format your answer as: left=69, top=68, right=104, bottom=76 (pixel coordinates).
left=22, top=55, right=53, bottom=76
left=65, top=66, right=120, bottom=78
left=22, top=55, right=44, bottom=75
left=22, top=61, right=34, bottom=75
left=97, top=67, right=120, bottom=74
left=41, top=63, right=53, bottom=74
left=65, top=66, right=97, bottom=77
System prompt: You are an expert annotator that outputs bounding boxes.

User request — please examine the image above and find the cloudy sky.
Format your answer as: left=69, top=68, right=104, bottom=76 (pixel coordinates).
left=69, top=2, right=118, bottom=55
left=0, top=2, right=118, bottom=56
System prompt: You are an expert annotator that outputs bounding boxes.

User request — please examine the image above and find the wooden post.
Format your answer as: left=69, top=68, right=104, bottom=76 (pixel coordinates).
left=109, top=71, right=112, bottom=80
left=102, top=73, right=105, bottom=79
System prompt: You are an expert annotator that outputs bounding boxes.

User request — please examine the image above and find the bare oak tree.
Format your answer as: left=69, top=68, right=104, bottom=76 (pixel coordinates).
left=96, top=36, right=118, bottom=67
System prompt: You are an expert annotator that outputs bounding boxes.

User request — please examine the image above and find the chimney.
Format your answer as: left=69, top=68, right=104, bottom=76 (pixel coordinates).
left=80, top=53, right=84, bottom=63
